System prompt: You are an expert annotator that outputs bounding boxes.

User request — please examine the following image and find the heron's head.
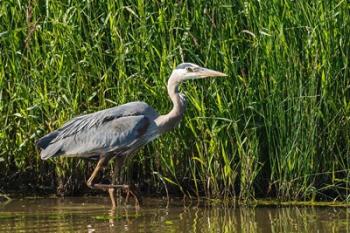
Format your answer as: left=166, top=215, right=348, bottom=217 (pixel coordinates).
left=170, top=63, right=227, bottom=83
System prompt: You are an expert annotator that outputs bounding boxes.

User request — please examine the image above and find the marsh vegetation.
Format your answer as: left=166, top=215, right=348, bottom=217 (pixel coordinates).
left=0, top=1, right=349, bottom=202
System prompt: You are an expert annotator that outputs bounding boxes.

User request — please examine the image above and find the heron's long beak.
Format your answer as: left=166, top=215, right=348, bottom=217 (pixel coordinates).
left=196, top=67, right=227, bottom=78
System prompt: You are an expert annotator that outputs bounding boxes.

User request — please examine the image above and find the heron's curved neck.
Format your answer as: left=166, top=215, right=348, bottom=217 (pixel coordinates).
left=156, top=73, right=186, bottom=130
left=168, top=76, right=186, bottom=115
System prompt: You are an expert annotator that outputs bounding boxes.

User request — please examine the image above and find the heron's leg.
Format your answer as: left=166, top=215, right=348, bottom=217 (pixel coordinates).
left=108, top=156, right=124, bottom=208
left=86, top=155, right=132, bottom=208
left=113, top=156, right=125, bottom=205
left=86, top=155, right=140, bottom=207
left=107, top=161, right=118, bottom=209
left=108, top=188, right=116, bottom=208
left=115, top=156, right=125, bottom=184
left=113, top=156, right=140, bottom=207
left=86, top=156, right=126, bottom=189
left=86, top=156, right=108, bottom=189
left=86, top=155, right=119, bottom=208
left=86, top=155, right=126, bottom=190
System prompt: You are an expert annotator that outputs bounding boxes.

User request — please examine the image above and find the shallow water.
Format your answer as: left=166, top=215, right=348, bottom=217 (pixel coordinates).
left=0, top=197, right=349, bottom=233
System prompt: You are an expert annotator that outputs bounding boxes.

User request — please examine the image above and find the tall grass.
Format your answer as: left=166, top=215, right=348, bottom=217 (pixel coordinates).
left=0, top=0, right=349, bottom=201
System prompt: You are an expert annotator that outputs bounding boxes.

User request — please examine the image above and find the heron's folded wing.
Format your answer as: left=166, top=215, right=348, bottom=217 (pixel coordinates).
left=39, top=115, right=151, bottom=160
left=36, top=101, right=158, bottom=149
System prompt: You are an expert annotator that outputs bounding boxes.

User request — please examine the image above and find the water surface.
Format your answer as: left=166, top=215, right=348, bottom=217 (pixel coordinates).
left=0, top=197, right=349, bottom=232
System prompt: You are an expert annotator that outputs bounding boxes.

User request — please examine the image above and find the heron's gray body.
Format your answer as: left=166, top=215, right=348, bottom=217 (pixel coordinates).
left=37, top=101, right=166, bottom=160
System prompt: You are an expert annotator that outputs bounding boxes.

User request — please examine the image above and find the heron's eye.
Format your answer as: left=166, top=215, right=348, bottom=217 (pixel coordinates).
left=186, top=67, right=194, bottom=72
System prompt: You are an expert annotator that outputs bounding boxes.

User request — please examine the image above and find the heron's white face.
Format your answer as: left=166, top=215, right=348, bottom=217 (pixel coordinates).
left=171, top=63, right=227, bottom=81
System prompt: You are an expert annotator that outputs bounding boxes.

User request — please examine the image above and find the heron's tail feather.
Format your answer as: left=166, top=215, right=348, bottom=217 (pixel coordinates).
left=40, top=143, right=64, bottom=160
left=36, top=131, right=63, bottom=160
left=36, top=131, right=59, bottom=149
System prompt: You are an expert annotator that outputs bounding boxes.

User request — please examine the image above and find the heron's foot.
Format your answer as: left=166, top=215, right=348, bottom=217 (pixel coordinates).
left=86, top=182, right=141, bottom=208
left=122, top=184, right=140, bottom=208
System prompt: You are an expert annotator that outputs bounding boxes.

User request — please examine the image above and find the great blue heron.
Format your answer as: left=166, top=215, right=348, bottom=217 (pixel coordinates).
left=36, top=63, right=226, bottom=207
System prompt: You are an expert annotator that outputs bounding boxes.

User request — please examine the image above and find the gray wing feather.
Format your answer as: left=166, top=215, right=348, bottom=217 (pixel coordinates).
left=50, top=102, right=156, bottom=144
left=37, top=101, right=158, bottom=160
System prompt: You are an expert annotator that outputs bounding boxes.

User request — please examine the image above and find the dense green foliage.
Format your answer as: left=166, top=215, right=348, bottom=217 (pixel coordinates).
left=1, top=0, right=349, bottom=201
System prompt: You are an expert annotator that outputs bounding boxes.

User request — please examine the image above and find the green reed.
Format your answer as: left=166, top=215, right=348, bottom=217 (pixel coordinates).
left=0, top=0, right=349, bottom=201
